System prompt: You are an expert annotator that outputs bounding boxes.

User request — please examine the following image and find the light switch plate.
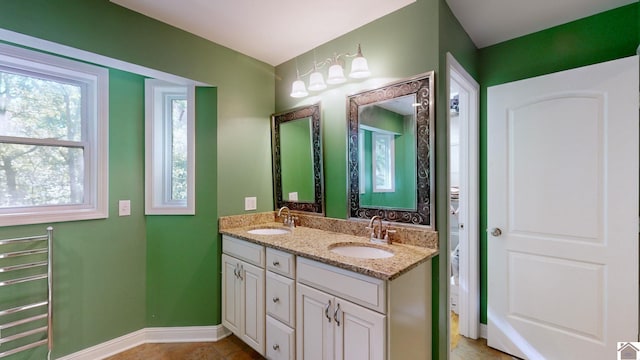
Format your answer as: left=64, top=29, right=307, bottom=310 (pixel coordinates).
left=119, top=200, right=131, bottom=216
left=244, top=197, right=257, bottom=211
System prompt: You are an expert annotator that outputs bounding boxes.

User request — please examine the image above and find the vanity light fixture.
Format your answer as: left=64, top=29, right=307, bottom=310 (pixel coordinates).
left=290, top=69, right=309, bottom=98
left=290, top=44, right=371, bottom=98
left=308, top=63, right=327, bottom=91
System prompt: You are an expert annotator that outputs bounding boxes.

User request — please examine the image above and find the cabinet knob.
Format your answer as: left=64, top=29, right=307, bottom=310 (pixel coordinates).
left=273, top=344, right=280, bottom=351
left=272, top=297, right=280, bottom=303
left=272, top=260, right=280, bottom=266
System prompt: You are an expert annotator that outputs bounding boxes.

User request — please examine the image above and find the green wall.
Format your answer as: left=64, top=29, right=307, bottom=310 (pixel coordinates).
left=477, top=3, right=639, bottom=326
left=1, top=69, right=148, bottom=360
left=437, top=3, right=480, bottom=359
left=3, top=0, right=629, bottom=359
left=146, top=87, right=219, bottom=327
left=360, top=106, right=416, bottom=209
left=360, top=129, right=416, bottom=209
left=274, top=0, right=479, bottom=358
left=280, top=118, right=315, bottom=202
left=0, top=0, right=274, bottom=358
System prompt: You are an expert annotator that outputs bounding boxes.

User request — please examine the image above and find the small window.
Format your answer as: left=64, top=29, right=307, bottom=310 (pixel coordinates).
left=372, top=132, right=395, bottom=192
left=0, top=43, right=108, bottom=226
left=145, top=79, right=195, bottom=214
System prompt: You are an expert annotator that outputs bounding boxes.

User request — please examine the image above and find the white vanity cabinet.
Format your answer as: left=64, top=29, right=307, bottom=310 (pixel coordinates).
left=296, top=257, right=431, bottom=360
left=221, top=235, right=265, bottom=355
left=266, top=248, right=296, bottom=360
left=221, top=234, right=432, bottom=359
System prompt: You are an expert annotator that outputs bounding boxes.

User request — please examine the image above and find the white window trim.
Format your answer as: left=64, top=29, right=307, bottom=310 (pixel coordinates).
left=145, top=79, right=195, bottom=215
left=0, top=43, right=109, bottom=226
left=372, top=132, right=395, bottom=193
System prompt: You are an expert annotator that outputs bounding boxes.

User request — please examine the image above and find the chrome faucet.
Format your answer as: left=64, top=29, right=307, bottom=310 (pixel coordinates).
left=368, top=215, right=383, bottom=240
left=367, top=215, right=395, bottom=245
left=278, top=206, right=295, bottom=228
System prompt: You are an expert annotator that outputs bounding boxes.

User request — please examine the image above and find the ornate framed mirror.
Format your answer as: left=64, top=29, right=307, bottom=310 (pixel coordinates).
left=347, top=72, right=434, bottom=226
left=272, top=103, right=324, bottom=214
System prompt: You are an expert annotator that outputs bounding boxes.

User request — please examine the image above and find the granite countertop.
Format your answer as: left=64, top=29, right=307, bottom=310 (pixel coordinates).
left=220, top=222, right=438, bottom=281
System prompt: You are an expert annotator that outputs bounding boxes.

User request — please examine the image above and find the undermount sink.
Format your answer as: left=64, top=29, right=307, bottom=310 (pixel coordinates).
left=329, top=243, right=394, bottom=259
left=247, top=228, right=291, bottom=235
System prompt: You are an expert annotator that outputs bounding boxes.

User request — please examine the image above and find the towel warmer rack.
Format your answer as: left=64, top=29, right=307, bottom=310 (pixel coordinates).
left=0, top=227, right=53, bottom=359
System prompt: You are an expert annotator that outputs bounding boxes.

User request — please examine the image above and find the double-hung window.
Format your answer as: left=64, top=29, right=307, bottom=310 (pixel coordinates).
left=0, top=43, right=108, bottom=226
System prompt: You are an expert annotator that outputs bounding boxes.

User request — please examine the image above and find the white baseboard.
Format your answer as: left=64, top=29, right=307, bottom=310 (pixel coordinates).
left=145, top=325, right=231, bottom=343
left=480, top=323, right=487, bottom=339
left=57, top=325, right=231, bottom=360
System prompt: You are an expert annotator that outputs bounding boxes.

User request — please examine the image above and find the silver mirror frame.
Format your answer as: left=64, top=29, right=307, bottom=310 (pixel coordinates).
left=347, top=72, right=434, bottom=227
left=272, top=103, right=324, bottom=215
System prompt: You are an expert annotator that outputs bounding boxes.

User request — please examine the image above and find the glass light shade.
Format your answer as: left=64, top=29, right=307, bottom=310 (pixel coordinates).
left=290, top=79, right=308, bottom=98
left=349, top=56, right=371, bottom=78
left=326, top=64, right=346, bottom=84
left=308, top=71, right=327, bottom=91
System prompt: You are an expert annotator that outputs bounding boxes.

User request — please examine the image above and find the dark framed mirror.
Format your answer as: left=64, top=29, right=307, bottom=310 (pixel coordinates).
left=272, top=103, right=324, bottom=214
left=347, top=72, right=434, bottom=226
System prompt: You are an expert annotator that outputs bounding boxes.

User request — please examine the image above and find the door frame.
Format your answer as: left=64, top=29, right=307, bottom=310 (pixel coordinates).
left=446, top=52, right=480, bottom=343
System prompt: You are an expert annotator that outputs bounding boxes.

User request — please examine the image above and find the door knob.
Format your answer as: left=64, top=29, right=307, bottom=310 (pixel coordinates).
left=491, top=228, right=502, bottom=237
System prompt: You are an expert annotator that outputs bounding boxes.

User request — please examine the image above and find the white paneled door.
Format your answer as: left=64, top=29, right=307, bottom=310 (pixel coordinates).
left=487, top=56, right=638, bottom=359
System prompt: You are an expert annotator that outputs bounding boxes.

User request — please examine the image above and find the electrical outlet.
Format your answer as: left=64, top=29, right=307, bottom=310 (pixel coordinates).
left=244, top=197, right=257, bottom=211
left=288, top=192, right=298, bottom=201
left=119, top=200, right=131, bottom=216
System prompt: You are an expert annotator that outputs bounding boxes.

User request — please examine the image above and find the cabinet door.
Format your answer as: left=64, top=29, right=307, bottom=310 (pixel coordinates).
left=297, top=283, right=334, bottom=360
left=240, top=260, right=265, bottom=355
left=222, top=254, right=241, bottom=334
left=334, top=299, right=386, bottom=360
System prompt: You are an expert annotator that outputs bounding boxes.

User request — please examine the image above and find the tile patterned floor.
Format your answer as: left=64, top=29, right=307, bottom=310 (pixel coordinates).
left=104, top=335, right=264, bottom=360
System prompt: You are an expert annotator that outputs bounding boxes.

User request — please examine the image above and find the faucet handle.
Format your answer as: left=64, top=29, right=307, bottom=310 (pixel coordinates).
left=383, top=228, right=396, bottom=244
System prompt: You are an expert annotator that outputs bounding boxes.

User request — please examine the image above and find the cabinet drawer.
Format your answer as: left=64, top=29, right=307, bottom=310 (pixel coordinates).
left=266, top=316, right=294, bottom=360
left=222, top=235, right=265, bottom=267
left=266, top=248, right=295, bottom=278
left=297, top=257, right=386, bottom=314
left=266, top=271, right=295, bottom=327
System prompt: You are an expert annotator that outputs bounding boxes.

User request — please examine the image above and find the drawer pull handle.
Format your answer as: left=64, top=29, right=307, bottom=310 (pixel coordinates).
left=234, top=264, right=240, bottom=279
left=325, top=300, right=332, bottom=323
left=273, top=344, right=280, bottom=351
left=238, top=264, right=243, bottom=281
left=272, top=260, right=280, bottom=266
left=334, top=303, right=341, bottom=326
left=272, top=297, right=280, bottom=303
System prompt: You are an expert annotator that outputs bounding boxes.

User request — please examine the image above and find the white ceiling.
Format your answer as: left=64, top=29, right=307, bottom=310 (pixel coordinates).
left=110, top=0, right=415, bottom=66
left=111, top=0, right=635, bottom=66
left=446, top=0, right=636, bottom=48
